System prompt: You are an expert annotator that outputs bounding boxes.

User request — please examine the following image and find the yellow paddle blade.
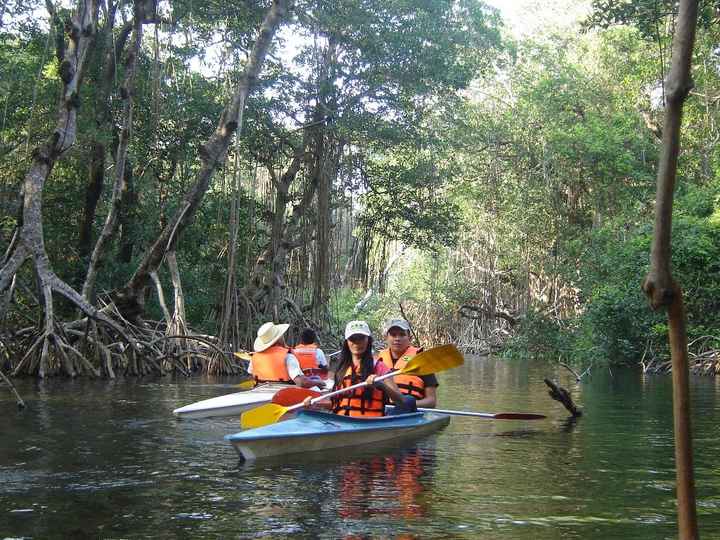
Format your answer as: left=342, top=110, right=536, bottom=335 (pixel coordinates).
left=241, top=402, right=289, bottom=429
left=401, top=344, right=464, bottom=376
left=234, top=351, right=252, bottom=361
left=233, top=378, right=256, bottom=390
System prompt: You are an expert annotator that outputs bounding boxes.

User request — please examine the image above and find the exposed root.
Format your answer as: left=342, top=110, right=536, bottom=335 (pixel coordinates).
left=640, top=335, right=719, bottom=376
left=0, top=365, right=26, bottom=409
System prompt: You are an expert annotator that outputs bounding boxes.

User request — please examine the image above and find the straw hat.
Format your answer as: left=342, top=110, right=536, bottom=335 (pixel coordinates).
left=253, top=322, right=290, bottom=352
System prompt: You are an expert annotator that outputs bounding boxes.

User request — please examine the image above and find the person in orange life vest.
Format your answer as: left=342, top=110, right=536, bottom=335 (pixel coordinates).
left=302, top=320, right=414, bottom=416
left=379, top=318, right=438, bottom=409
left=248, top=322, right=323, bottom=389
left=292, top=328, right=328, bottom=377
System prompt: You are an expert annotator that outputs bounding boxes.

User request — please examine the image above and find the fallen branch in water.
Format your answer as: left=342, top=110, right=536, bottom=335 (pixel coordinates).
left=544, top=378, right=582, bottom=417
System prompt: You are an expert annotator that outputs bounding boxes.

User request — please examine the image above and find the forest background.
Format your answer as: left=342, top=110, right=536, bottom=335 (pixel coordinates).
left=1, top=0, right=719, bottom=378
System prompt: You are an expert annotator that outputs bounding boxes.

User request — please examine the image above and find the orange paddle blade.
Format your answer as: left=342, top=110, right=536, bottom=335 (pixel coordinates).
left=272, top=387, right=321, bottom=406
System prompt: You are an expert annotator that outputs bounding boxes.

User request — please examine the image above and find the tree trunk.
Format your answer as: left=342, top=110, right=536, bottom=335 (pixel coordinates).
left=245, top=149, right=319, bottom=321
left=640, top=1, right=699, bottom=538
left=117, top=162, right=137, bottom=263
left=0, top=0, right=131, bottom=376
left=78, top=141, right=105, bottom=261
left=114, top=0, right=290, bottom=321
left=213, top=153, right=243, bottom=374
left=310, top=39, right=337, bottom=320
left=82, top=10, right=144, bottom=303
left=76, top=7, right=129, bottom=271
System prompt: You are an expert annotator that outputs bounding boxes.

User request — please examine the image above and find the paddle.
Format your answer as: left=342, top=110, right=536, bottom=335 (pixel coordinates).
left=272, top=386, right=322, bottom=406
left=388, top=405, right=546, bottom=420
left=241, top=344, right=463, bottom=429
left=273, top=387, right=546, bottom=420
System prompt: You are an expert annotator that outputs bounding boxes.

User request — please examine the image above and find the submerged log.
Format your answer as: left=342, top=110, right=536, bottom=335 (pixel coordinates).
left=544, top=378, right=582, bottom=417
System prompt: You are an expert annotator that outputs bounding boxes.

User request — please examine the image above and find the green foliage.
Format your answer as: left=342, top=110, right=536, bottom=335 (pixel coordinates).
left=357, top=149, right=460, bottom=249
left=501, top=309, right=575, bottom=361
left=564, top=181, right=720, bottom=365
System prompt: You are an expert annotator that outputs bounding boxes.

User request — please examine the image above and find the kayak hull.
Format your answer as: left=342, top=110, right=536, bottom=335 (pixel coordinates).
left=173, top=383, right=292, bottom=419
left=225, top=410, right=450, bottom=460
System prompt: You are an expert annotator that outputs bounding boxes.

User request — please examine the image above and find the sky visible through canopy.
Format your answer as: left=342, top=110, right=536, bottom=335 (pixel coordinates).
left=485, top=0, right=591, bottom=36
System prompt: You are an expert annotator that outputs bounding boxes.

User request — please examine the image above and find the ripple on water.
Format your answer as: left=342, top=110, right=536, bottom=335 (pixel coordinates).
left=3, top=364, right=720, bottom=539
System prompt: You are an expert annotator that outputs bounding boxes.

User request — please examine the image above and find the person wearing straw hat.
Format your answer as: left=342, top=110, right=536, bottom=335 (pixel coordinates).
left=249, top=322, right=323, bottom=389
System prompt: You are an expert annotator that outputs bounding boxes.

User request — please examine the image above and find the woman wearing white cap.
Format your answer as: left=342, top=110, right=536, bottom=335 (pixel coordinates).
left=303, top=320, right=414, bottom=416
left=248, top=322, right=324, bottom=389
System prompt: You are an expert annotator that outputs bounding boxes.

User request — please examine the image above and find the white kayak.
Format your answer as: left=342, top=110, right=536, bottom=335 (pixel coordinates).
left=173, top=383, right=298, bottom=420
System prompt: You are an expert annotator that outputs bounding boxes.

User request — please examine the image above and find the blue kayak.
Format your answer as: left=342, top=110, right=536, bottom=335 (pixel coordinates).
left=225, top=409, right=450, bottom=460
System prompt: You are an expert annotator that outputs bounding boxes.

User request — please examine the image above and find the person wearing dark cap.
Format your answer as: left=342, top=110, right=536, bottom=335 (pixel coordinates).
left=377, top=318, right=438, bottom=409
left=292, top=328, right=328, bottom=377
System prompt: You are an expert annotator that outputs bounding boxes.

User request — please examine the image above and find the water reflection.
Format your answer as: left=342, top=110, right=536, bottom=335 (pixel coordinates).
left=337, top=447, right=434, bottom=519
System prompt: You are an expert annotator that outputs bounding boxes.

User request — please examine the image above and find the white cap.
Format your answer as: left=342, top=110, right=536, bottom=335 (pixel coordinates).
left=253, top=322, right=290, bottom=352
left=385, top=318, right=410, bottom=333
left=344, top=320, right=372, bottom=339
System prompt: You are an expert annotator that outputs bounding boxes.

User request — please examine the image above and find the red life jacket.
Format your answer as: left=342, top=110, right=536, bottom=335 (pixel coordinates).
left=251, top=345, right=293, bottom=383
left=378, top=347, right=425, bottom=400
left=333, top=363, right=386, bottom=417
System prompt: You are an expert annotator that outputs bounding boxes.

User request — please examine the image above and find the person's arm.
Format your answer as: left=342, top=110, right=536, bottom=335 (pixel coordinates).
left=365, top=363, right=406, bottom=406
left=287, top=354, right=319, bottom=388
left=302, top=395, right=333, bottom=409
left=378, top=377, right=406, bottom=405
left=315, top=349, right=328, bottom=369
left=302, top=370, right=335, bottom=409
left=416, top=385, right=437, bottom=408
left=414, top=373, right=438, bottom=408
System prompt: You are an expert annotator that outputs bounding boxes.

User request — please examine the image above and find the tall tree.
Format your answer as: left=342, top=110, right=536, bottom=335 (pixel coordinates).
left=113, top=0, right=290, bottom=321
left=0, top=0, right=130, bottom=377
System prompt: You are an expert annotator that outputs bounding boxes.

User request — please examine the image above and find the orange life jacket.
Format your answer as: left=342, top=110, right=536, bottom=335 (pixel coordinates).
left=292, top=343, right=321, bottom=372
left=251, top=345, right=293, bottom=383
left=333, top=363, right=386, bottom=417
left=378, top=347, right=425, bottom=400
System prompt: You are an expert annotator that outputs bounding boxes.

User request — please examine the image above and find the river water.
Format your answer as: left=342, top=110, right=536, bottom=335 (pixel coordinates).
left=2, top=357, right=720, bottom=539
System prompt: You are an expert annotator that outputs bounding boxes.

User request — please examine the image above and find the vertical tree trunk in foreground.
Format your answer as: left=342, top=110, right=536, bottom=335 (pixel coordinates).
left=640, top=1, right=699, bottom=538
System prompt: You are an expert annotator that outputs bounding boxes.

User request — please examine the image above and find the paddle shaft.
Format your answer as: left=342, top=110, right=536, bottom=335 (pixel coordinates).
left=272, top=388, right=546, bottom=420
left=416, top=407, right=545, bottom=420
left=286, top=369, right=400, bottom=413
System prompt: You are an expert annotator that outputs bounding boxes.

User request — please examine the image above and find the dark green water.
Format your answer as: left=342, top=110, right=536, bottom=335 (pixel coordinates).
left=2, top=357, right=720, bottom=539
